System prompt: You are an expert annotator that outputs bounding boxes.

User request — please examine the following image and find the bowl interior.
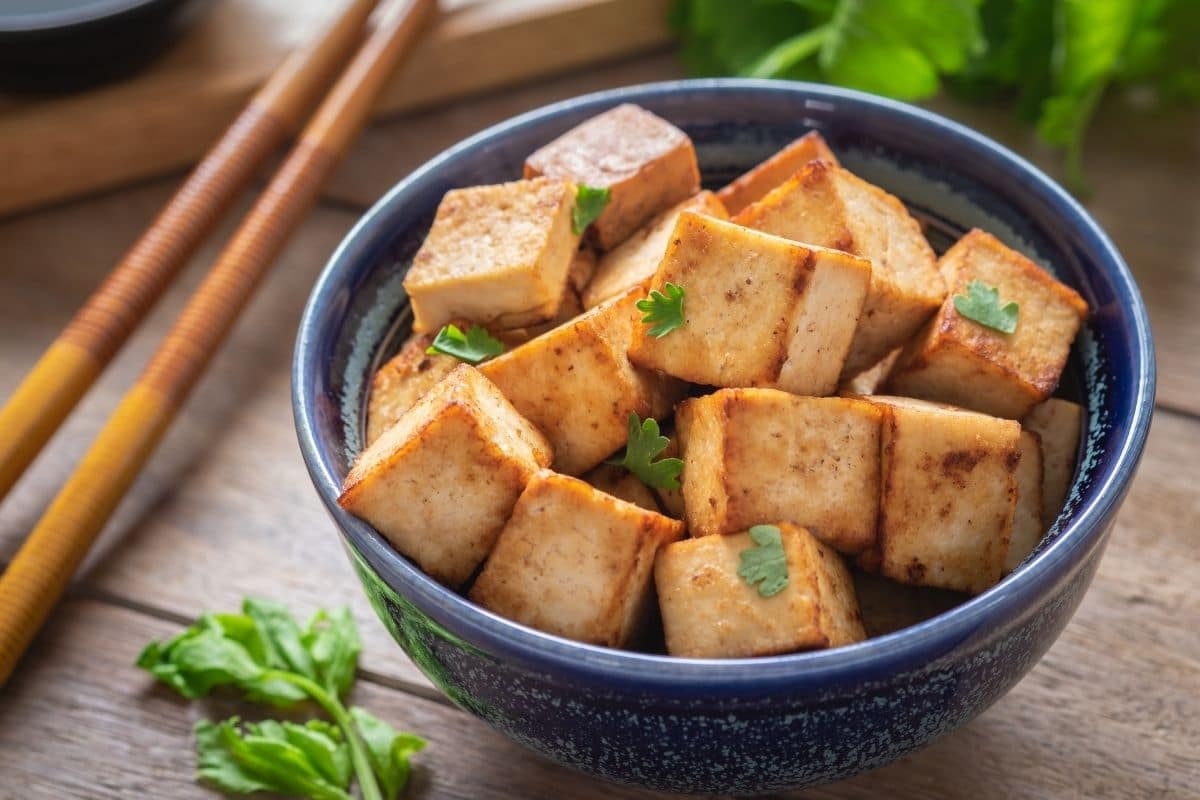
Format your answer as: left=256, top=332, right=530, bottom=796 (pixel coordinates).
left=295, top=80, right=1154, bottom=687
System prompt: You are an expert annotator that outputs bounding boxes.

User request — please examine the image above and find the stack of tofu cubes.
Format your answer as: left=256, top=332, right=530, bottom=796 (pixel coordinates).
left=339, top=104, right=1089, bottom=659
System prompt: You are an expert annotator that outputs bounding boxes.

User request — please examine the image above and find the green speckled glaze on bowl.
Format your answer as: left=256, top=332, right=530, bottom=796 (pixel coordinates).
left=294, top=80, right=1155, bottom=794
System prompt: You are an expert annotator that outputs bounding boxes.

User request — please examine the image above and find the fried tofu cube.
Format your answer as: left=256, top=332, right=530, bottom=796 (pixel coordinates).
left=676, top=389, right=883, bottom=554
left=403, top=177, right=581, bottom=333
left=1006, top=430, right=1045, bottom=573
left=654, top=522, right=866, bottom=658
left=480, top=290, right=683, bottom=475
left=1023, top=398, right=1083, bottom=522
left=339, top=365, right=552, bottom=588
left=628, top=212, right=871, bottom=394
left=734, top=160, right=943, bottom=377
left=365, top=330, right=457, bottom=446
left=524, top=103, right=701, bottom=250
left=887, top=230, right=1089, bottom=419
left=716, top=131, right=839, bottom=215
left=869, top=396, right=1021, bottom=594
left=582, top=191, right=729, bottom=309
left=470, top=470, right=684, bottom=647
left=583, top=463, right=660, bottom=512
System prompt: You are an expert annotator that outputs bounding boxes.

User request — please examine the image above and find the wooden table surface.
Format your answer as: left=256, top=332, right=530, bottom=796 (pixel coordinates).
left=1, top=54, right=1197, bottom=799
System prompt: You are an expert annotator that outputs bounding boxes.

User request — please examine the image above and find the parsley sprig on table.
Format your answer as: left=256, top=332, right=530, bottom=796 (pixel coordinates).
left=953, top=280, right=1019, bottom=334
left=426, top=323, right=505, bottom=364
left=610, top=413, right=684, bottom=490
left=138, top=598, right=424, bottom=800
left=738, top=525, right=789, bottom=598
left=672, top=0, right=1200, bottom=188
left=637, top=283, right=686, bottom=338
left=572, top=184, right=612, bottom=234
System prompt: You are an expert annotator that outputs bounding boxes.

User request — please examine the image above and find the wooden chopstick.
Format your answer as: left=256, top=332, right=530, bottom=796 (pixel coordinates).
left=0, top=0, right=438, bottom=686
left=0, top=0, right=383, bottom=505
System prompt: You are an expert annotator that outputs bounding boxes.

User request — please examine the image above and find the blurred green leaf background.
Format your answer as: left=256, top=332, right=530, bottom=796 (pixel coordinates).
left=671, top=0, right=1200, bottom=188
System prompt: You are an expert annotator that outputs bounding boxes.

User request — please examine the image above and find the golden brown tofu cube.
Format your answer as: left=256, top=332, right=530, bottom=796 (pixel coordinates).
left=1006, top=430, right=1045, bottom=573
left=582, top=191, right=729, bottom=309
left=365, top=330, right=457, bottom=446
left=480, top=290, right=682, bottom=475
left=339, top=365, right=552, bottom=588
left=524, top=103, right=701, bottom=250
left=628, top=212, right=870, bottom=394
left=654, top=522, right=866, bottom=658
left=887, top=229, right=1089, bottom=419
left=470, top=470, right=684, bottom=647
left=869, top=395, right=1021, bottom=594
left=1022, top=398, right=1083, bottom=522
left=403, top=177, right=580, bottom=333
left=717, top=131, right=839, bottom=215
left=676, top=389, right=883, bottom=554
left=583, top=463, right=660, bottom=512
left=734, top=160, right=943, bottom=377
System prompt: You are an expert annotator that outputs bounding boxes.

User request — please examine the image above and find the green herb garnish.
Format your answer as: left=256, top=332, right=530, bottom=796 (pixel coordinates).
left=195, top=717, right=353, bottom=800
left=636, top=282, right=686, bottom=338
left=671, top=0, right=1200, bottom=188
left=426, top=323, right=505, bottom=364
left=953, top=279, right=1019, bottom=334
left=572, top=184, right=612, bottom=234
left=738, top=524, right=789, bottom=598
left=610, top=413, right=684, bottom=490
left=138, top=599, right=424, bottom=800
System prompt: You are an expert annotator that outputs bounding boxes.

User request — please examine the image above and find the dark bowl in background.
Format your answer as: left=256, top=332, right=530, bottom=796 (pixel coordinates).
left=0, top=0, right=208, bottom=90
left=292, top=80, right=1155, bottom=794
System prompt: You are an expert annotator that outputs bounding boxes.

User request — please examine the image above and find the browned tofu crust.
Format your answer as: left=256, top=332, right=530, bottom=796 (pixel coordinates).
left=481, top=289, right=683, bottom=475
left=888, top=229, right=1089, bottom=419
left=404, top=177, right=580, bottom=333
left=654, top=522, right=865, bottom=658
left=470, top=470, right=684, bottom=647
left=717, top=131, right=839, bottom=215
left=734, top=160, right=943, bottom=377
left=868, top=395, right=1021, bottom=595
left=583, top=190, right=729, bottom=309
left=365, top=330, right=457, bottom=446
left=339, top=365, right=552, bottom=588
left=629, top=212, right=868, bottom=393
left=677, top=389, right=884, bottom=554
left=524, top=103, right=701, bottom=250
left=1022, top=398, right=1083, bottom=523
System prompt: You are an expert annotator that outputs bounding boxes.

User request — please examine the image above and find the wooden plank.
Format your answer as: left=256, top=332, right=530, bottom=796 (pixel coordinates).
left=0, top=599, right=663, bottom=799
left=0, top=0, right=673, bottom=218
left=0, top=184, right=434, bottom=692
left=328, top=77, right=1200, bottom=416
left=0, top=411, right=1195, bottom=798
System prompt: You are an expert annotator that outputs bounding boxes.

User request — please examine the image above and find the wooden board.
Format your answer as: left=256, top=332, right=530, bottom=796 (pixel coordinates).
left=0, top=54, right=1197, bottom=799
left=0, top=0, right=673, bottom=217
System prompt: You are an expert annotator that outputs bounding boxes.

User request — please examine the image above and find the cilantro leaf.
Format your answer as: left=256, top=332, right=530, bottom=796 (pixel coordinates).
left=303, top=607, right=362, bottom=698
left=425, top=324, right=504, bottom=365
left=139, top=599, right=419, bottom=800
left=351, top=707, right=426, bottom=800
left=572, top=184, right=612, bottom=234
left=737, top=524, right=789, bottom=598
left=195, top=717, right=353, bottom=800
left=953, top=280, right=1019, bottom=333
left=636, top=282, right=685, bottom=338
left=611, top=413, right=684, bottom=490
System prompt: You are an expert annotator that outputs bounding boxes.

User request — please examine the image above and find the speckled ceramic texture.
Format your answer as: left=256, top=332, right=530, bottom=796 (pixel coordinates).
left=293, top=80, right=1155, bottom=795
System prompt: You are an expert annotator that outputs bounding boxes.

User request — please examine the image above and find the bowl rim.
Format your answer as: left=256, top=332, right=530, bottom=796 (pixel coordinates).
left=293, top=78, right=1155, bottom=692
left=0, top=0, right=166, bottom=33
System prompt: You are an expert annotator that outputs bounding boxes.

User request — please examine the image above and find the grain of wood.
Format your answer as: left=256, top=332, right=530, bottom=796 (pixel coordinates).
left=0, top=185, right=433, bottom=691
left=0, top=0, right=673, bottom=217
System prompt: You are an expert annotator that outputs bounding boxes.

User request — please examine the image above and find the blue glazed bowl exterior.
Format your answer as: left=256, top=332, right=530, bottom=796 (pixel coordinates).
left=293, top=81, right=1155, bottom=794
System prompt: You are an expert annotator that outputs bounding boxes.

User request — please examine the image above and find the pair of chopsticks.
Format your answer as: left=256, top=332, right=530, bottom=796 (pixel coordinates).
left=0, top=0, right=437, bottom=686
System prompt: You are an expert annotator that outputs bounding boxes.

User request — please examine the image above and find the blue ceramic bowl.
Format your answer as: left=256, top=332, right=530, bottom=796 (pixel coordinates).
left=293, top=80, right=1155, bottom=794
